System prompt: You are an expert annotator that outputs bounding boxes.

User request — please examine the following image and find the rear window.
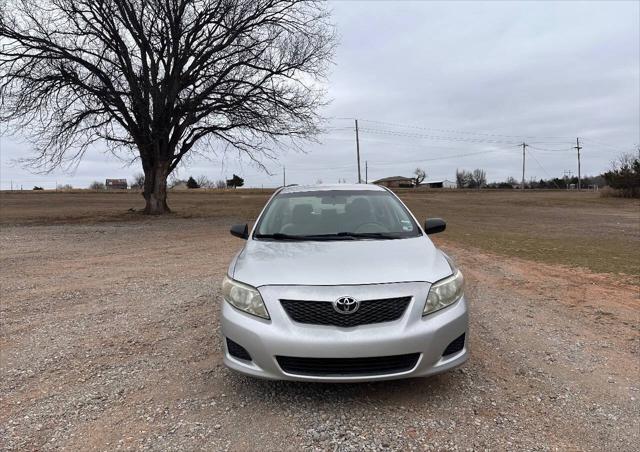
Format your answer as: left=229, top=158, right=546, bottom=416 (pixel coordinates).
left=254, top=190, right=421, bottom=239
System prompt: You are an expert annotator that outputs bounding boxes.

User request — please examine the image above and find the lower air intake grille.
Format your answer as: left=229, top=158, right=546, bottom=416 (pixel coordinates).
left=443, top=333, right=465, bottom=356
left=276, top=353, right=420, bottom=376
left=280, top=296, right=411, bottom=327
left=226, top=338, right=252, bottom=361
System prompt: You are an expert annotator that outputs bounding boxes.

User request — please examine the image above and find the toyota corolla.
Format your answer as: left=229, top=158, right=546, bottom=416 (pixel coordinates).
left=221, top=184, right=468, bottom=382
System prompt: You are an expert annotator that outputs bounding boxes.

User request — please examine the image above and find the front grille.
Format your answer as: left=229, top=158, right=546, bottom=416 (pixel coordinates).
left=226, top=338, right=252, bottom=361
left=276, top=353, right=420, bottom=376
left=280, top=296, right=411, bottom=327
left=443, top=333, right=465, bottom=356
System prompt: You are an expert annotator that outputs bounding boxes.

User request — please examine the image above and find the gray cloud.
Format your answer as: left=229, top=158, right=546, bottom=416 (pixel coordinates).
left=1, top=0, right=638, bottom=188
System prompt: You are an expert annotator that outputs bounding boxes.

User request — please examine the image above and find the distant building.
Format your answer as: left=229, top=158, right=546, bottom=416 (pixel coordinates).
left=420, top=179, right=457, bottom=189
left=105, top=179, right=128, bottom=190
left=372, top=176, right=415, bottom=188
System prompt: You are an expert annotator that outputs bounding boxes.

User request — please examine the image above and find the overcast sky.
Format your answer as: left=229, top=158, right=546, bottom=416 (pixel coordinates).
left=1, top=0, right=638, bottom=189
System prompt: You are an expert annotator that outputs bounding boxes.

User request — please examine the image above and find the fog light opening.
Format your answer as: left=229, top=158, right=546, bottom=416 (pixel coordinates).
left=226, top=338, right=252, bottom=361
left=442, top=333, right=465, bottom=357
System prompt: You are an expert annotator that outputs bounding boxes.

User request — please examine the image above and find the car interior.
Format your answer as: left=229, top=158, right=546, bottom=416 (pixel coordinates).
left=273, top=195, right=411, bottom=235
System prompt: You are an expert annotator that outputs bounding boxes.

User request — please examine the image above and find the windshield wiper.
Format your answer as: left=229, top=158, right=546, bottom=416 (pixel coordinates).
left=334, top=232, right=404, bottom=240
left=254, top=232, right=405, bottom=241
left=254, top=233, right=354, bottom=241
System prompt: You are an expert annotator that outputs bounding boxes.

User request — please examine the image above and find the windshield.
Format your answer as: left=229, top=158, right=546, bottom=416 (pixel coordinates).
left=254, top=190, right=422, bottom=240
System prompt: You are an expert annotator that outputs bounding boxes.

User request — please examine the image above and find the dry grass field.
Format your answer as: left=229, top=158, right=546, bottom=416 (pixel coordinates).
left=1, top=188, right=639, bottom=450
left=1, top=189, right=638, bottom=275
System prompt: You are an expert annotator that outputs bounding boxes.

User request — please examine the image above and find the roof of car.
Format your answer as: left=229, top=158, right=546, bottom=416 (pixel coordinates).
left=278, top=183, right=386, bottom=194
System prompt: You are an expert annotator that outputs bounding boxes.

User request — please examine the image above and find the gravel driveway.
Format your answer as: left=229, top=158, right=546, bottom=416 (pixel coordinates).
left=1, top=219, right=638, bottom=451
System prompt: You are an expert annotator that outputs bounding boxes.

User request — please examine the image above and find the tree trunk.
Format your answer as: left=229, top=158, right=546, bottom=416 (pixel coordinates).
left=143, top=160, right=171, bottom=215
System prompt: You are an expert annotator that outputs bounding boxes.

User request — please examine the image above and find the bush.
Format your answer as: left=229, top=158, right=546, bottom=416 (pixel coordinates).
left=186, top=176, right=200, bottom=189
left=33, top=186, right=44, bottom=190
left=600, top=186, right=638, bottom=198
left=226, top=174, right=244, bottom=188
left=602, top=153, right=640, bottom=198
left=599, top=186, right=618, bottom=198
left=215, top=179, right=226, bottom=189
left=89, top=181, right=105, bottom=190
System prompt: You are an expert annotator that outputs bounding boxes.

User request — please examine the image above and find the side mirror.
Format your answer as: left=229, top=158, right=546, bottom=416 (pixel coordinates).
left=424, top=218, right=446, bottom=235
left=230, top=223, right=249, bottom=239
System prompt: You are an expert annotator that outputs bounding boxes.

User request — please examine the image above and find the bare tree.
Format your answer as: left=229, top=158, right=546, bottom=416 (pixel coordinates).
left=414, top=168, right=426, bottom=186
left=196, top=175, right=213, bottom=189
left=130, top=173, right=145, bottom=190
left=0, top=0, right=335, bottom=214
left=456, top=168, right=485, bottom=188
left=89, top=181, right=105, bottom=190
left=456, top=169, right=472, bottom=188
left=215, top=179, right=227, bottom=189
left=472, top=169, right=487, bottom=189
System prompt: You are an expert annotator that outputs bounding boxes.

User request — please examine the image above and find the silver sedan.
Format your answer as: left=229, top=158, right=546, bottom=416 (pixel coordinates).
left=221, top=184, right=468, bottom=382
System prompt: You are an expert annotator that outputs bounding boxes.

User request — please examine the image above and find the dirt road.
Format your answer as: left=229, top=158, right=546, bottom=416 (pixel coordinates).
left=1, top=219, right=638, bottom=451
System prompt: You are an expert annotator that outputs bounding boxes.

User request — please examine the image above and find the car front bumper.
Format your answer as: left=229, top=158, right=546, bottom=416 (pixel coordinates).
left=220, top=282, right=469, bottom=382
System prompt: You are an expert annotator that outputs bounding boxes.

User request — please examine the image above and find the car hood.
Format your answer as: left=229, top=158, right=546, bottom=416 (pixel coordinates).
left=231, top=236, right=453, bottom=287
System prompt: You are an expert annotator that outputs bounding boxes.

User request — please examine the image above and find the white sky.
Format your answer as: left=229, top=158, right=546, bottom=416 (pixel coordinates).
left=1, top=0, right=638, bottom=189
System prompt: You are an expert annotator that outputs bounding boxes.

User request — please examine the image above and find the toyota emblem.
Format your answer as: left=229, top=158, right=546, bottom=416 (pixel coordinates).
left=333, top=296, right=360, bottom=314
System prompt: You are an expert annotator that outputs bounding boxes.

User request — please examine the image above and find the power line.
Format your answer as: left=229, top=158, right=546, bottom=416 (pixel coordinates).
left=369, top=149, right=504, bottom=166
left=340, top=118, right=577, bottom=141
left=526, top=148, right=561, bottom=188
left=579, top=137, right=621, bottom=151
left=528, top=145, right=574, bottom=152
left=330, top=117, right=638, bottom=150
left=275, top=148, right=508, bottom=174
left=357, top=127, right=522, bottom=145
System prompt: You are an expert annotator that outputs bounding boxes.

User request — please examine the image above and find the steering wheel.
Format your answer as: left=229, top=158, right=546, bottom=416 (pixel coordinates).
left=354, top=222, right=389, bottom=233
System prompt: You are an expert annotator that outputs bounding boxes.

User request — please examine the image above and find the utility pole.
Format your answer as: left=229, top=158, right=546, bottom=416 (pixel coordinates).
left=355, top=119, right=361, bottom=183
left=574, top=137, right=582, bottom=190
left=365, top=161, right=368, bottom=184
left=282, top=166, right=286, bottom=187
left=521, top=142, right=528, bottom=190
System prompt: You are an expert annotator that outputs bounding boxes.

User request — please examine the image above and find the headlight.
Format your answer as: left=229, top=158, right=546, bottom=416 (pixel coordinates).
left=423, top=269, right=464, bottom=316
left=222, top=276, right=269, bottom=319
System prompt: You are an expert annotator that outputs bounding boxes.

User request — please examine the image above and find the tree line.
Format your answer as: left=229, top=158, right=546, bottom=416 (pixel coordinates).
left=129, top=174, right=245, bottom=189
left=86, top=173, right=245, bottom=190
left=455, top=152, right=639, bottom=197
left=455, top=169, right=487, bottom=189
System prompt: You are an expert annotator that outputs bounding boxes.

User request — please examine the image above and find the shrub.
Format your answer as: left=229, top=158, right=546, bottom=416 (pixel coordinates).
left=186, top=176, right=200, bottom=189
left=602, top=153, right=640, bottom=198
left=89, top=181, right=105, bottom=190
left=226, top=174, right=244, bottom=188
